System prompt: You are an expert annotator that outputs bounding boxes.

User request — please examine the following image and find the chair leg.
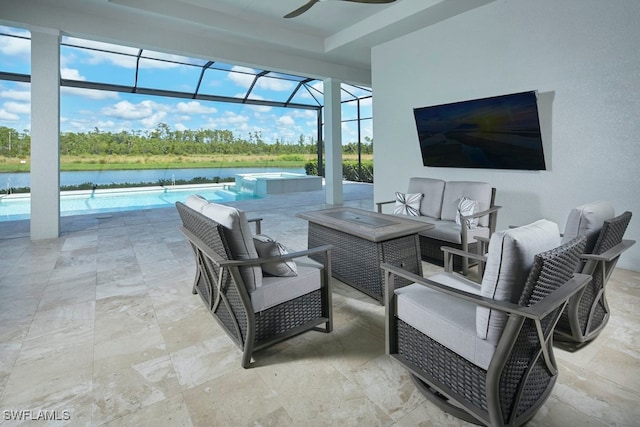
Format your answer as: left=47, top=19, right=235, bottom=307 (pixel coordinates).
left=410, top=375, right=483, bottom=425
left=461, top=255, right=469, bottom=276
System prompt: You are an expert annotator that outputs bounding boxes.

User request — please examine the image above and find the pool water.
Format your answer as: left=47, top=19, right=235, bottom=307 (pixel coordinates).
left=0, top=185, right=260, bottom=221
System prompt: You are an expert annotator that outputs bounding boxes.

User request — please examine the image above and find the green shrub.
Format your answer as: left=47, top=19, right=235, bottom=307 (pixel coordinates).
left=304, top=160, right=373, bottom=183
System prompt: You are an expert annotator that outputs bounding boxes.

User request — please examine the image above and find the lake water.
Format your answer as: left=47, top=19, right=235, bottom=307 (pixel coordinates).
left=0, top=167, right=306, bottom=189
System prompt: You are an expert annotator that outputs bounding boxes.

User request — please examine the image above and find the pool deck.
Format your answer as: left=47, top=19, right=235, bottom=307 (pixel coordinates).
left=0, top=180, right=639, bottom=425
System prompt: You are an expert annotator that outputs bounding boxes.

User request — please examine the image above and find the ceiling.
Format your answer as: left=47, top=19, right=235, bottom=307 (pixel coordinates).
left=2, top=0, right=494, bottom=85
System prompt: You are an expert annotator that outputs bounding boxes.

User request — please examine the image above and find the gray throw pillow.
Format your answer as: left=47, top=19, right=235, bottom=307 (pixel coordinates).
left=253, top=234, right=298, bottom=277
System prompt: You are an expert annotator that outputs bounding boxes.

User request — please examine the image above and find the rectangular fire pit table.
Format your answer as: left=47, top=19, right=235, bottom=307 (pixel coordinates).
left=296, top=207, right=434, bottom=304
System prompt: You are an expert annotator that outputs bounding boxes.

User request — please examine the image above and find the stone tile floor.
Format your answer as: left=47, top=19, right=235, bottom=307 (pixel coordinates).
left=0, top=182, right=638, bottom=426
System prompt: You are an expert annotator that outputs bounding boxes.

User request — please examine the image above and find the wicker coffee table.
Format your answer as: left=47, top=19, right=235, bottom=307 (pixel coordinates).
left=297, top=207, right=433, bottom=303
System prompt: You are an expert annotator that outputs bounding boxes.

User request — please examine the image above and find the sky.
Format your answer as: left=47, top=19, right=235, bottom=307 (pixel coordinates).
left=0, top=26, right=372, bottom=145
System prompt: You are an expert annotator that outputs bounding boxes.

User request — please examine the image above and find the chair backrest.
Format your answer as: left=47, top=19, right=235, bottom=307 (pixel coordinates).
left=519, top=236, right=587, bottom=307
left=581, top=211, right=632, bottom=287
left=561, top=201, right=615, bottom=253
left=591, top=211, right=632, bottom=256
left=477, top=220, right=561, bottom=342
left=492, top=235, right=587, bottom=423
left=441, top=181, right=493, bottom=228
left=182, top=197, right=262, bottom=291
left=407, top=177, right=445, bottom=219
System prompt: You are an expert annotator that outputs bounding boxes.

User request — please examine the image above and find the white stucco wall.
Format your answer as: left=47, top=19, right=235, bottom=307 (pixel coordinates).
left=372, top=0, right=640, bottom=271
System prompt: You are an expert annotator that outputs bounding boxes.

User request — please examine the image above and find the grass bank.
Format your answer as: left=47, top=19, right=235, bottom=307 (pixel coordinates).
left=0, top=153, right=372, bottom=173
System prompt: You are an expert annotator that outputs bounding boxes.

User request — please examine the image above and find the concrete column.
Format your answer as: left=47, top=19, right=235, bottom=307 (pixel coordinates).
left=30, top=28, right=60, bottom=239
left=323, top=78, right=343, bottom=205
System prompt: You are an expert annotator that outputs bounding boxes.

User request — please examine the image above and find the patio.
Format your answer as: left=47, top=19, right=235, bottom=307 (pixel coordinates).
left=0, top=182, right=638, bottom=426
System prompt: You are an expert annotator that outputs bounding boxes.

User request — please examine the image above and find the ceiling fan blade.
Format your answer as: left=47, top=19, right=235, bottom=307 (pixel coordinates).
left=284, top=0, right=396, bottom=19
left=284, top=0, right=320, bottom=18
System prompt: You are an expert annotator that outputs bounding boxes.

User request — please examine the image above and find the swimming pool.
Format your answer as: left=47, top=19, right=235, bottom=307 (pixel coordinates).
left=0, top=184, right=260, bottom=221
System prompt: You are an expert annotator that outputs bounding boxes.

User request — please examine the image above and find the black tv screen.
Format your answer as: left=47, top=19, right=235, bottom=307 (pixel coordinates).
left=413, top=91, right=546, bottom=170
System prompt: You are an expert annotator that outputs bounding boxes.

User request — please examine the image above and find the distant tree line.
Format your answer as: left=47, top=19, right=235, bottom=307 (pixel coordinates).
left=0, top=124, right=373, bottom=157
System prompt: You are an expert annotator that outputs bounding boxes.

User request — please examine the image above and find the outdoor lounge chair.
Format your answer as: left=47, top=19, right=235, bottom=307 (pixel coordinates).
left=442, top=201, right=635, bottom=347
left=383, top=220, right=591, bottom=426
left=176, top=197, right=333, bottom=368
left=553, top=202, right=634, bottom=348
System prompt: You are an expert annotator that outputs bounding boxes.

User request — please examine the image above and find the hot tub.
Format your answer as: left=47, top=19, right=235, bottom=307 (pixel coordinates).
left=234, top=172, right=323, bottom=196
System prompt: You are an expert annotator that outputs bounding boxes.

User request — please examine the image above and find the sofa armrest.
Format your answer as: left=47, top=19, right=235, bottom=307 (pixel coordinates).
left=460, top=205, right=501, bottom=222
left=376, top=200, right=395, bottom=213
left=247, top=217, right=263, bottom=234
left=441, top=246, right=488, bottom=274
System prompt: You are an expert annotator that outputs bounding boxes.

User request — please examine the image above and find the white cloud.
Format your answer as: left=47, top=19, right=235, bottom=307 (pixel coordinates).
left=62, top=87, right=119, bottom=100
left=228, top=66, right=257, bottom=88
left=175, top=101, right=217, bottom=114
left=0, top=31, right=30, bottom=56
left=102, top=100, right=157, bottom=120
left=174, top=123, right=188, bottom=132
left=0, top=88, right=30, bottom=102
left=258, top=76, right=294, bottom=92
left=85, top=50, right=138, bottom=69
left=0, top=109, right=20, bottom=121
left=3, top=101, right=30, bottom=115
left=228, top=66, right=294, bottom=92
left=220, top=111, right=250, bottom=125
left=205, top=111, right=250, bottom=131
left=277, top=115, right=295, bottom=126
left=140, top=111, right=167, bottom=128
left=61, top=68, right=85, bottom=80
left=249, top=104, right=272, bottom=113
left=64, top=118, right=117, bottom=132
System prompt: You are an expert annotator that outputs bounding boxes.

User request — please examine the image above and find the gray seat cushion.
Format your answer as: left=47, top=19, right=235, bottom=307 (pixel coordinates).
left=476, top=219, right=561, bottom=341
left=561, top=200, right=614, bottom=253
left=249, top=257, right=323, bottom=312
left=396, top=277, right=496, bottom=370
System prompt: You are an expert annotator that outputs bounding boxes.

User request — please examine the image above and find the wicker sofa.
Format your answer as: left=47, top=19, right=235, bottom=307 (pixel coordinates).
left=377, top=177, right=501, bottom=274
left=176, top=196, right=333, bottom=368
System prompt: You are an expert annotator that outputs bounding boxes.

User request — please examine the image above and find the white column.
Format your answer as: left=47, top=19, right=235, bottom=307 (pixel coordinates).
left=323, top=78, right=343, bottom=205
left=30, top=28, right=60, bottom=239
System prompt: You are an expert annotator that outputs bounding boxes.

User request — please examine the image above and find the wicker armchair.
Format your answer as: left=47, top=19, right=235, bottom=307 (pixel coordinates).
left=383, top=220, right=590, bottom=426
left=176, top=199, right=333, bottom=368
left=554, top=203, right=634, bottom=347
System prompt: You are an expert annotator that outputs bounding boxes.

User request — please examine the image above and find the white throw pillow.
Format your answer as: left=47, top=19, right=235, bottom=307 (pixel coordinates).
left=456, top=196, right=479, bottom=228
left=393, top=192, right=422, bottom=216
left=253, top=234, right=298, bottom=277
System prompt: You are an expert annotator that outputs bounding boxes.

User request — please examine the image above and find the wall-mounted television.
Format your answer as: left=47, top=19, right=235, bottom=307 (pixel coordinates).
left=413, top=91, right=546, bottom=170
